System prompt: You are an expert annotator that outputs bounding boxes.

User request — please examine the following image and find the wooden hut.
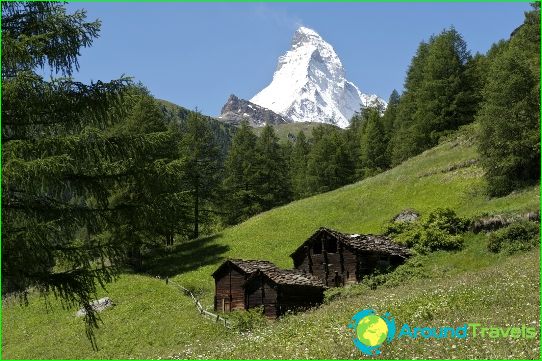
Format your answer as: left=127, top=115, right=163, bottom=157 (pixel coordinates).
left=212, top=259, right=276, bottom=312
left=290, top=227, right=411, bottom=287
left=244, top=268, right=326, bottom=318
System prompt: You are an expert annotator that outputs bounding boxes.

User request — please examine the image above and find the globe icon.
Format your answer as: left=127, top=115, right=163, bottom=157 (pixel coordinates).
left=356, top=314, right=389, bottom=347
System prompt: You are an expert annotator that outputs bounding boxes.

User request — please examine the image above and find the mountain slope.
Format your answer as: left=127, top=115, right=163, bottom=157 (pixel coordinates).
left=251, top=26, right=385, bottom=128
left=3, top=125, right=539, bottom=359
left=218, top=94, right=291, bottom=127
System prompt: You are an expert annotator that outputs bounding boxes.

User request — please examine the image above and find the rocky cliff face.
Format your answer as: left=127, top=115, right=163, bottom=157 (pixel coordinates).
left=250, top=26, right=386, bottom=128
left=218, top=94, right=291, bottom=127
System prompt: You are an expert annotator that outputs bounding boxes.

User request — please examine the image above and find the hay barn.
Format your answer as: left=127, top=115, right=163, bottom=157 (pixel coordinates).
left=290, top=227, right=411, bottom=287
left=244, top=268, right=326, bottom=318
left=212, top=259, right=276, bottom=312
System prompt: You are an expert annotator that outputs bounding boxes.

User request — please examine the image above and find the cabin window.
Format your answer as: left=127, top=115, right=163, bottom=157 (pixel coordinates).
left=323, top=238, right=337, bottom=253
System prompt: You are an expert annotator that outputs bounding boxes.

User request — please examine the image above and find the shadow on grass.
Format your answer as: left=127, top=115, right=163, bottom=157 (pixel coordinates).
left=142, top=234, right=229, bottom=277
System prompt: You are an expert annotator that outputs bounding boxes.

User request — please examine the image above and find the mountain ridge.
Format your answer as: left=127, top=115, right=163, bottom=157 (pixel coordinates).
left=250, top=26, right=386, bottom=128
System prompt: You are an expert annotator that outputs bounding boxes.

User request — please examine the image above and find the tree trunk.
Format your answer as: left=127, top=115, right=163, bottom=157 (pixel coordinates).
left=193, top=179, right=199, bottom=239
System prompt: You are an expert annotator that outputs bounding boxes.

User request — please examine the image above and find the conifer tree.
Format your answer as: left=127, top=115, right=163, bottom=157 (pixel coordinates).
left=1, top=2, right=137, bottom=344
left=359, top=108, right=390, bottom=177
left=223, top=121, right=260, bottom=224
left=390, top=29, right=477, bottom=164
left=289, top=131, right=311, bottom=199
left=477, top=4, right=540, bottom=196
left=253, top=125, right=292, bottom=210
left=306, top=126, right=354, bottom=193
left=178, top=111, right=222, bottom=238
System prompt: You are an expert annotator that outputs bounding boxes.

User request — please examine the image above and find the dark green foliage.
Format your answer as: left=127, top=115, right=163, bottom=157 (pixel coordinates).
left=1, top=2, right=100, bottom=78
left=391, top=29, right=477, bottom=165
left=385, top=208, right=468, bottom=254
left=381, top=89, right=400, bottom=145
left=359, top=106, right=390, bottom=177
left=289, top=131, right=311, bottom=199
left=306, top=125, right=355, bottom=194
left=223, top=123, right=292, bottom=224
left=157, top=99, right=236, bottom=158
left=223, top=121, right=261, bottom=224
left=178, top=112, right=222, bottom=239
left=108, top=88, right=191, bottom=270
left=487, top=221, right=540, bottom=254
left=476, top=4, right=540, bottom=196
left=1, top=2, right=135, bottom=345
left=254, top=125, right=292, bottom=210
left=390, top=42, right=430, bottom=165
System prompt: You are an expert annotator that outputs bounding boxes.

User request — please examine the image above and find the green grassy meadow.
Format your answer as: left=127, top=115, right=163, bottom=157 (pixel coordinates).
left=2, top=126, right=539, bottom=359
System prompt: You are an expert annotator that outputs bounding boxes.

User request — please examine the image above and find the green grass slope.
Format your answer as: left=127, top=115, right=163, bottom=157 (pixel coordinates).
left=2, top=126, right=539, bottom=359
left=173, top=127, right=538, bottom=291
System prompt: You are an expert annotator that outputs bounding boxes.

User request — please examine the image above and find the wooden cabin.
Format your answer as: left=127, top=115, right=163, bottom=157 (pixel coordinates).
left=212, top=259, right=276, bottom=312
left=290, top=227, right=411, bottom=287
left=244, top=268, right=326, bottom=318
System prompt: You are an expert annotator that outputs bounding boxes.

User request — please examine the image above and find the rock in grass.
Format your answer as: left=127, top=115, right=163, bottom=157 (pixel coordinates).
left=75, top=297, right=113, bottom=317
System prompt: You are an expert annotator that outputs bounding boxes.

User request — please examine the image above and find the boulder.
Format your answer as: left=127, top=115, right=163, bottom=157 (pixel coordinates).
left=75, top=297, right=113, bottom=317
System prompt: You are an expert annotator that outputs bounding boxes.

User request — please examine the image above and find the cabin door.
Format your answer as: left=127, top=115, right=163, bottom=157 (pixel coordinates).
left=222, top=298, right=231, bottom=312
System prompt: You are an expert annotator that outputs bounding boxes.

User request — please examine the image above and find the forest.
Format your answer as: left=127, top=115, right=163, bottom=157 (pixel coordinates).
left=1, top=1, right=540, bottom=343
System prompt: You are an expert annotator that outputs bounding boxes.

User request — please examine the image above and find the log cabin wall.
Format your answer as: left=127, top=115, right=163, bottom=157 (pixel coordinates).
left=293, top=233, right=358, bottom=287
left=214, top=267, right=247, bottom=312
left=245, top=275, right=279, bottom=318
left=277, top=285, right=325, bottom=316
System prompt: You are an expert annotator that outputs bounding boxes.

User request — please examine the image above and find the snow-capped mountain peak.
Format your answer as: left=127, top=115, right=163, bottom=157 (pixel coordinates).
left=251, top=26, right=385, bottom=128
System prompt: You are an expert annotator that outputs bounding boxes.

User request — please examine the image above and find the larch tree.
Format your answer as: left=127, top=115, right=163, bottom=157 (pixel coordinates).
left=1, top=2, right=134, bottom=345
left=476, top=4, right=540, bottom=196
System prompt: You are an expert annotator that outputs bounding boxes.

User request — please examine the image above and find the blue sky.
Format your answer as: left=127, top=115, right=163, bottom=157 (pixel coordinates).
left=56, top=2, right=531, bottom=116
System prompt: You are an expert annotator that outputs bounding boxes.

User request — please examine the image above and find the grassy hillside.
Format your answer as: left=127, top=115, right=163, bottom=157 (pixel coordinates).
left=2, top=125, right=539, bottom=359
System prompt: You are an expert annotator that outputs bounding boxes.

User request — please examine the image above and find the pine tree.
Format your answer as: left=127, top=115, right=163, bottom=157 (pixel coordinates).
left=178, top=111, right=222, bottom=239
left=253, top=125, right=292, bottom=210
left=381, top=89, right=400, bottom=135
left=414, top=28, right=476, bottom=145
left=359, top=108, right=390, bottom=177
left=289, top=131, right=311, bottom=199
left=390, top=29, right=477, bottom=165
left=1, top=2, right=136, bottom=344
left=306, top=126, right=354, bottom=193
left=108, top=88, right=191, bottom=269
left=477, top=4, right=540, bottom=196
left=390, top=41, right=430, bottom=165
left=223, top=121, right=260, bottom=224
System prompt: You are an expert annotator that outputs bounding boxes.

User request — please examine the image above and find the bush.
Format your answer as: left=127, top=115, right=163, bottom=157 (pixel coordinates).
left=385, top=208, right=467, bottom=254
left=423, top=208, right=470, bottom=234
left=227, top=307, right=267, bottom=332
left=487, top=221, right=540, bottom=254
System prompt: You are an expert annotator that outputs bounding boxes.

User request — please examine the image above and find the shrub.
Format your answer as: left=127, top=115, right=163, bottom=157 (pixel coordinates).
left=227, top=307, right=267, bottom=332
left=487, top=221, right=540, bottom=254
left=385, top=208, right=467, bottom=254
left=423, top=208, right=470, bottom=234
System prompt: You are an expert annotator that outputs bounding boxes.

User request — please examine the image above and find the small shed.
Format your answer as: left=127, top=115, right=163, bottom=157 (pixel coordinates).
left=290, top=227, right=411, bottom=287
left=212, top=259, right=276, bottom=312
left=244, top=268, right=326, bottom=318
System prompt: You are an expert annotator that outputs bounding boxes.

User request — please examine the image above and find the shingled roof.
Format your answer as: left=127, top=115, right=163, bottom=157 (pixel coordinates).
left=211, top=259, right=278, bottom=278
left=246, top=268, right=327, bottom=288
left=291, top=227, right=412, bottom=259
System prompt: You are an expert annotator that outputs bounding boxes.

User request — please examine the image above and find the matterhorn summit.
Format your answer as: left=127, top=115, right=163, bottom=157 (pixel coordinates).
left=250, top=26, right=385, bottom=128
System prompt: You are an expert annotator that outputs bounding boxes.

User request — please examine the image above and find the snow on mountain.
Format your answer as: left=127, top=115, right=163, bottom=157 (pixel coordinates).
left=250, top=26, right=385, bottom=129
